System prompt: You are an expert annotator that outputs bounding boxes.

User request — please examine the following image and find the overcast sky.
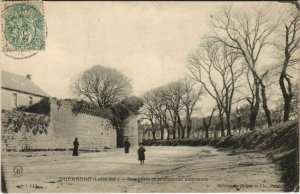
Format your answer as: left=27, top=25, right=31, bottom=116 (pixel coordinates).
left=1, top=1, right=289, bottom=114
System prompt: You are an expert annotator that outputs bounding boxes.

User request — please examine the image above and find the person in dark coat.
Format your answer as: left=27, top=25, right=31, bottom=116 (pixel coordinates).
left=73, top=138, right=79, bottom=156
left=124, top=138, right=131, bottom=154
left=137, top=143, right=146, bottom=165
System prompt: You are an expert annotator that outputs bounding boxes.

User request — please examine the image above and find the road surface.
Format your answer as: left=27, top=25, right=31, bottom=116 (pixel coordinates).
left=2, top=146, right=284, bottom=192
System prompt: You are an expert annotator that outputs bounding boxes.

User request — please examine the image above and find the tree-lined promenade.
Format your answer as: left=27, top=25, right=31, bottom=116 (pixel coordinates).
left=68, top=3, right=299, bottom=141
left=141, top=4, right=299, bottom=140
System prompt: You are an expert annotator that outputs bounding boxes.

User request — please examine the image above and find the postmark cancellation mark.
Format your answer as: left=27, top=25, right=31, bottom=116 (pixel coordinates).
left=1, top=1, right=45, bottom=53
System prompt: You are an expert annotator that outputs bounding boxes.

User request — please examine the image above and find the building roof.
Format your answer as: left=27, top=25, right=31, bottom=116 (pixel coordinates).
left=1, top=71, right=49, bottom=97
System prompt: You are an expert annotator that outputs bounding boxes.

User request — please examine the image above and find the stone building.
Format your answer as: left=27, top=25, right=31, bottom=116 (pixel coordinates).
left=1, top=71, right=49, bottom=110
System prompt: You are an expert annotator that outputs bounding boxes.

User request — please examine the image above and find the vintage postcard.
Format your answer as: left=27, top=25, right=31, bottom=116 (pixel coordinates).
left=0, top=1, right=299, bottom=193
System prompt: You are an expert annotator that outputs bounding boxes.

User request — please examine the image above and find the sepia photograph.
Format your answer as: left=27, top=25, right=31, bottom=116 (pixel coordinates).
left=0, top=1, right=299, bottom=193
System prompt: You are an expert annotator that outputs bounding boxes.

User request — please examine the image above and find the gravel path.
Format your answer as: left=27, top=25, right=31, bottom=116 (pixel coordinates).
left=2, top=146, right=284, bottom=192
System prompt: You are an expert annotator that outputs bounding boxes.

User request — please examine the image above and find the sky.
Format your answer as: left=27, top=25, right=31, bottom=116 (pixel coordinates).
left=1, top=1, right=293, bottom=115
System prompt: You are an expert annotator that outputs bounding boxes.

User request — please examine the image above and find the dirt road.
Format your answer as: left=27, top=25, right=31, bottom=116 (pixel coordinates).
left=2, top=146, right=284, bottom=192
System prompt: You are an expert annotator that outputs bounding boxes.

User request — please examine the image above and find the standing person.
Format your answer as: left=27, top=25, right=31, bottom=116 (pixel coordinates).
left=73, top=138, right=79, bottom=156
left=137, top=143, right=146, bottom=165
left=124, top=138, right=131, bottom=154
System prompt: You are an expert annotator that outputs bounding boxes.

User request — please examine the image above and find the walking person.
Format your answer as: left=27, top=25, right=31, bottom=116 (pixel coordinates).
left=73, top=138, right=79, bottom=156
left=124, top=138, right=131, bottom=154
left=137, top=143, right=146, bottom=165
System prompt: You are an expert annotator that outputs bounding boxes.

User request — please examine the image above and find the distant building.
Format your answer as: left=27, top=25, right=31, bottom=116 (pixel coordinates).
left=138, top=123, right=153, bottom=141
left=1, top=71, right=49, bottom=110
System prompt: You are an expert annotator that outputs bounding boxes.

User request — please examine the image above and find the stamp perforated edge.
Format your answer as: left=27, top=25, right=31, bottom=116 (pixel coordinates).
left=1, top=0, right=46, bottom=54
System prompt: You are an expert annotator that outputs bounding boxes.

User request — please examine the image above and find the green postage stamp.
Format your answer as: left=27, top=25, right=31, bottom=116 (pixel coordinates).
left=1, top=1, right=45, bottom=57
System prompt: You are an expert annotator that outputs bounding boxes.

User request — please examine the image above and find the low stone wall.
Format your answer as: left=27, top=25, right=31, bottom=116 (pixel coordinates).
left=1, top=110, right=53, bottom=151
left=1, top=98, right=141, bottom=151
left=1, top=99, right=117, bottom=151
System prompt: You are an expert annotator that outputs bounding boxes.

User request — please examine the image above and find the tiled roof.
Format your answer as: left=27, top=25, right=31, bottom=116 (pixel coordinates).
left=1, top=71, right=49, bottom=97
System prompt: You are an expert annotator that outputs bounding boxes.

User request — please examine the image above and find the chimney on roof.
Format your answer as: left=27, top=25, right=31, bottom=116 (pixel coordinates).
left=26, top=74, right=31, bottom=80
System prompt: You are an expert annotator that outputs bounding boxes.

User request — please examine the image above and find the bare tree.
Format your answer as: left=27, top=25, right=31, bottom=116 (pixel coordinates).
left=245, top=68, right=260, bottom=130
left=164, top=81, right=185, bottom=139
left=202, top=107, right=217, bottom=138
left=142, top=88, right=169, bottom=140
left=143, top=80, right=201, bottom=140
left=152, top=88, right=169, bottom=140
left=188, top=41, right=242, bottom=136
left=211, top=6, right=279, bottom=127
left=141, top=105, right=157, bottom=140
left=217, top=45, right=244, bottom=135
left=71, top=65, right=132, bottom=108
left=277, top=9, right=299, bottom=121
left=188, top=42, right=225, bottom=136
left=181, top=78, right=203, bottom=138
left=142, top=91, right=159, bottom=140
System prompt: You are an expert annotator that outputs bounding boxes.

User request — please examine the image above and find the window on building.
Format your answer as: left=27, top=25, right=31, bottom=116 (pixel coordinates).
left=29, top=96, right=33, bottom=106
left=11, top=93, right=17, bottom=108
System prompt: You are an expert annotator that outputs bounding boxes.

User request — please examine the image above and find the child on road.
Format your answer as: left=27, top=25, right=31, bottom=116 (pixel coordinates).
left=137, top=143, right=146, bottom=165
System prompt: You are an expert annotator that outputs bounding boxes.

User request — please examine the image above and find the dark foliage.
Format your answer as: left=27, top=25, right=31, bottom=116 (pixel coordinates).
left=120, top=96, right=144, bottom=115
left=71, top=100, right=112, bottom=119
left=16, top=98, right=50, bottom=115
left=110, top=96, right=143, bottom=147
left=110, top=96, right=143, bottom=129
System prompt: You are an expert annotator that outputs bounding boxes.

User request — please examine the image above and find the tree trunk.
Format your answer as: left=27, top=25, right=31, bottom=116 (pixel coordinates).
left=181, top=127, right=185, bottom=139
left=249, top=80, right=260, bottom=131
left=205, top=128, right=209, bottom=138
left=203, top=118, right=209, bottom=138
left=186, top=118, right=192, bottom=138
left=226, top=112, right=231, bottom=136
left=172, top=122, right=177, bottom=139
left=177, top=126, right=181, bottom=139
left=160, top=128, right=164, bottom=140
left=217, top=108, right=225, bottom=137
left=279, top=73, right=293, bottom=122
left=260, top=83, right=273, bottom=127
left=172, top=128, right=176, bottom=139
left=152, top=131, right=156, bottom=140
left=186, top=125, right=192, bottom=138
left=249, top=107, right=258, bottom=131
left=283, top=96, right=293, bottom=121
left=177, top=114, right=183, bottom=139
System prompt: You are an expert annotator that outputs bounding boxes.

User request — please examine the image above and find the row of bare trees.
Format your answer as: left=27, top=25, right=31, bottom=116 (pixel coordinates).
left=189, top=4, right=298, bottom=134
left=188, top=43, right=245, bottom=136
left=142, top=3, right=299, bottom=139
left=142, top=78, right=203, bottom=140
